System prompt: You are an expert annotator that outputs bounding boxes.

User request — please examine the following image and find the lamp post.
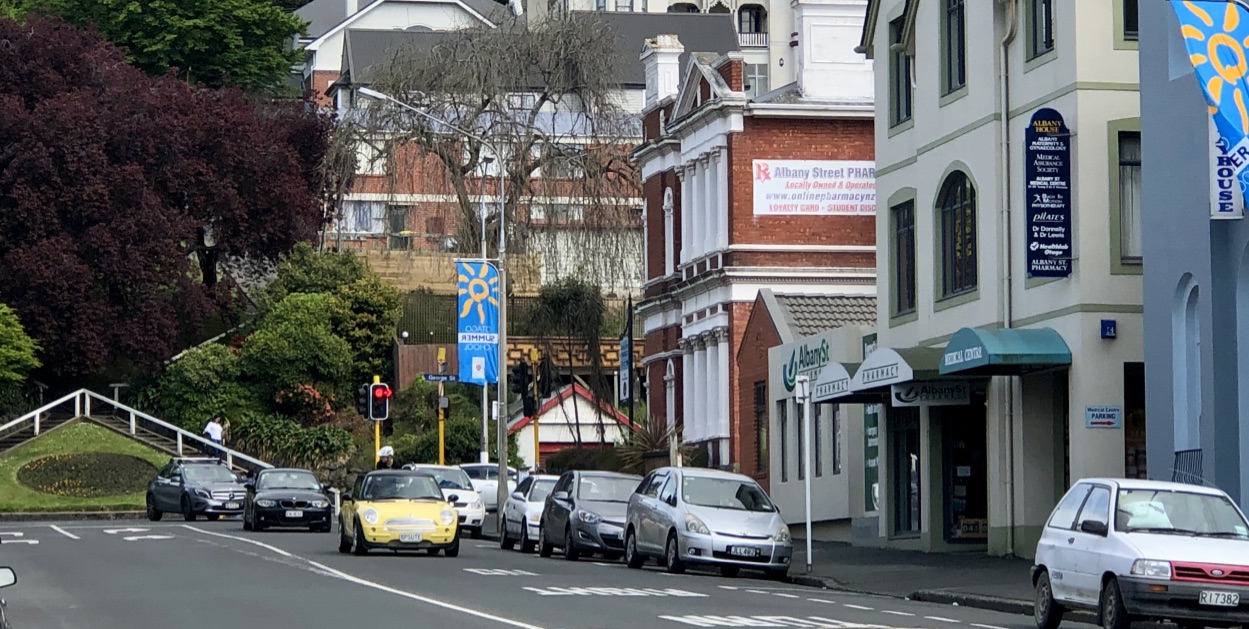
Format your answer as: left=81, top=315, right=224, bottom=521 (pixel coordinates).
left=794, top=374, right=813, bottom=574
left=355, top=86, right=511, bottom=527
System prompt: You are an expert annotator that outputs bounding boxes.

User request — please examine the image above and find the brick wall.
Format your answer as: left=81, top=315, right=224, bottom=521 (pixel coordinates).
left=735, top=293, right=779, bottom=492
left=642, top=169, right=683, bottom=284
left=643, top=327, right=683, bottom=432
left=714, top=58, right=743, bottom=92
left=726, top=300, right=752, bottom=471
left=307, top=71, right=340, bottom=107
left=727, top=117, right=876, bottom=254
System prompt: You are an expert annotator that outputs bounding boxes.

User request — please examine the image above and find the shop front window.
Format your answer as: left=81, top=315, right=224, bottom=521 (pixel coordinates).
left=941, top=397, right=987, bottom=543
left=891, top=407, right=921, bottom=536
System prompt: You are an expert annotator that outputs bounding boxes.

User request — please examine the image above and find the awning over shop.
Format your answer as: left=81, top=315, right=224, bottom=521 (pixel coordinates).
left=812, top=361, right=858, bottom=403
left=849, top=347, right=945, bottom=394
left=938, top=327, right=1071, bottom=376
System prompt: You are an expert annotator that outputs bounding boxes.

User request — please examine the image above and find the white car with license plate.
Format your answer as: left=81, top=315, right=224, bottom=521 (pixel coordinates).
left=500, top=474, right=558, bottom=553
left=460, top=463, right=517, bottom=513
left=1033, top=478, right=1249, bottom=629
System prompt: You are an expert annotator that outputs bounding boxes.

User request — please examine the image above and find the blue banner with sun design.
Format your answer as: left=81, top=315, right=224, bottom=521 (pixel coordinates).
left=1174, top=0, right=1249, bottom=215
left=456, top=260, right=500, bottom=386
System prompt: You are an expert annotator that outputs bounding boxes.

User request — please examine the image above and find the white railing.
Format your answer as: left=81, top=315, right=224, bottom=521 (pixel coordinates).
left=0, top=389, right=272, bottom=473
left=738, top=32, right=769, bottom=47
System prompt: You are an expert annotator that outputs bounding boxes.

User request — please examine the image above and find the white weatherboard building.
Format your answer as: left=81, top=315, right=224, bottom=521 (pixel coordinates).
left=849, top=0, right=1143, bottom=557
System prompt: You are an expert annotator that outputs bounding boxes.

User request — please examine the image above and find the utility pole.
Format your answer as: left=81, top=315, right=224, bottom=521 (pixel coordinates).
left=624, top=297, right=634, bottom=428
left=530, top=348, right=541, bottom=471
left=437, top=348, right=447, bottom=465
left=795, top=374, right=814, bottom=574
left=372, top=374, right=382, bottom=464
left=495, top=171, right=509, bottom=534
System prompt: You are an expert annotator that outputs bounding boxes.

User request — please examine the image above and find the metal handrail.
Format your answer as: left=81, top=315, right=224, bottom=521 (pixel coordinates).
left=0, top=389, right=84, bottom=435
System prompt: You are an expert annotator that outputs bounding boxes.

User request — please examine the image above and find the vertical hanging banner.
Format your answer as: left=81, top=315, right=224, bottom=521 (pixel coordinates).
left=456, top=260, right=501, bottom=386
left=1025, top=108, right=1073, bottom=278
left=1212, top=117, right=1246, bottom=218
left=1174, top=0, right=1249, bottom=219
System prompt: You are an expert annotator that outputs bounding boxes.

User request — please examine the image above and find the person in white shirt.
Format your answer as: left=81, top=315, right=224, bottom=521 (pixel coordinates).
left=203, top=416, right=225, bottom=461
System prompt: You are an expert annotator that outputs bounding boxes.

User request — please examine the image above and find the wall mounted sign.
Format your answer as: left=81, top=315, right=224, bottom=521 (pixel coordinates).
left=752, top=160, right=876, bottom=216
left=1085, top=405, right=1123, bottom=429
left=1210, top=116, right=1246, bottom=219
left=890, top=381, right=970, bottom=407
left=1025, top=108, right=1073, bottom=278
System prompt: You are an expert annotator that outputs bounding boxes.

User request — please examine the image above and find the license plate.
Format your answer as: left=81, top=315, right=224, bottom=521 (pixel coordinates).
left=1199, top=591, right=1240, bottom=607
left=729, top=546, right=760, bottom=558
left=225, top=502, right=240, bottom=510
left=400, top=533, right=422, bottom=543
left=285, top=510, right=303, bottom=518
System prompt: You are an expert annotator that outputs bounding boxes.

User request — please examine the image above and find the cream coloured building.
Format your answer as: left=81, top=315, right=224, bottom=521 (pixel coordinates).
left=843, top=0, right=1144, bottom=557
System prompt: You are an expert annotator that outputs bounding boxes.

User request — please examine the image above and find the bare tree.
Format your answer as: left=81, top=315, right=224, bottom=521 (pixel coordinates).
left=341, top=15, right=644, bottom=294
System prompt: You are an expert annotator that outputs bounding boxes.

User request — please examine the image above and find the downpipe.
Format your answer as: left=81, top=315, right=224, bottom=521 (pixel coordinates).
left=999, top=0, right=1019, bottom=558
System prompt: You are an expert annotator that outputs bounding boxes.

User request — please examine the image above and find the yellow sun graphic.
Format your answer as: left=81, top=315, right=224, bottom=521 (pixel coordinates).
left=457, top=262, right=500, bottom=325
left=1180, top=0, right=1249, bottom=132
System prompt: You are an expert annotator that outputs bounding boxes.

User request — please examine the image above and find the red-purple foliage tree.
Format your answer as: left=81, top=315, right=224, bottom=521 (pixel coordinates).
left=0, top=18, right=332, bottom=381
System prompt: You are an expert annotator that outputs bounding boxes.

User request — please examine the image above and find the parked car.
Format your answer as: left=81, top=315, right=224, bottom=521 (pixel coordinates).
left=242, top=467, right=333, bottom=532
left=146, top=457, right=246, bottom=522
left=500, top=474, right=558, bottom=552
left=625, top=466, right=792, bottom=579
left=1033, top=478, right=1249, bottom=629
left=337, top=469, right=461, bottom=556
left=0, top=567, right=14, bottom=629
left=538, top=471, right=642, bottom=560
left=404, top=464, right=486, bottom=538
left=461, top=463, right=518, bottom=512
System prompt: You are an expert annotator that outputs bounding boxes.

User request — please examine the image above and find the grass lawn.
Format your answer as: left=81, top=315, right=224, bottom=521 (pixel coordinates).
left=0, top=421, right=169, bottom=512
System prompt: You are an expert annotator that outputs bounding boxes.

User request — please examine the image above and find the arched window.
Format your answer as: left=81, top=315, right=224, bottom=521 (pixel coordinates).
left=937, top=171, right=977, bottom=297
left=738, top=4, right=765, bottom=33
left=667, top=2, right=699, bottom=12
left=1174, top=275, right=1201, bottom=451
left=708, top=1, right=730, bottom=13
left=663, top=188, right=675, bottom=275
left=665, top=359, right=677, bottom=430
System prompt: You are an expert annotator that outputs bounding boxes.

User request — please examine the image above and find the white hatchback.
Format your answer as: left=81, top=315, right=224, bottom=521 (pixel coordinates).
left=1033, top=478, right=1249, bottom=629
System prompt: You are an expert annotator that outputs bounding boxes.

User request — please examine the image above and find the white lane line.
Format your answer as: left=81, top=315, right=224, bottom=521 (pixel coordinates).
left=49, top=525, right=80, bottom=539
left=772, top=593, right=800, bottom=599
left=0, top=532, right=24, bottom=537
left=808, top=599, right=836, bottom=604
left=182, top=526, right=546, bottom=629
left=746, top=589, right=771, bottom=595
left=593, top=562, right=618, bottom=567
left=971, top=624, right=1006, bottom=629
left=925, top=616, right=960, bottom=623
left=844, top=604, right=874, bottom=610
left=124, top=535, right=175, bottom=541
left=882, top=610, right=916, bottom=617
left=719, top=586, right=739, bottom=590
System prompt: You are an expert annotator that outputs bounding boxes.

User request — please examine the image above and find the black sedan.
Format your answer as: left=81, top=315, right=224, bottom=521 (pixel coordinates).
left=243, top=468, right=333, bottom=532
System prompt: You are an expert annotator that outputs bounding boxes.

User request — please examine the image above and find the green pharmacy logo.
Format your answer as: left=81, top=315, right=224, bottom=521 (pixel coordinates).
left=782, top=339, right=831, bottom=392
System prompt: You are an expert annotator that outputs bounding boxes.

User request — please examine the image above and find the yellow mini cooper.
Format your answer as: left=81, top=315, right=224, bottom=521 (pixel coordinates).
left=338, top=470, right=461, bottom=556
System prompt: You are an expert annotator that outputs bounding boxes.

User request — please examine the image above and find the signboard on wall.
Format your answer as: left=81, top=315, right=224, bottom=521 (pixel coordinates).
left=752, top=160, right=876, bottom=216
left=890, top=381, right=970, bottom=407
left=1085, top=405, right=1123, bottom=429
left=862, top=333, right=880, bottom=513
left=1024, top=108, right=1073, bottom=278
left=1210, top=116, right=1246, bottom=219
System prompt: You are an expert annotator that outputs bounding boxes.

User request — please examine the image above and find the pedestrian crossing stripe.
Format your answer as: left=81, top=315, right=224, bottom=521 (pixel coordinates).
left=464, top=569, right=538, bottom=576
left=660, top=616, right=895, bottom=628
left=524, top=586, right=707, bottom=597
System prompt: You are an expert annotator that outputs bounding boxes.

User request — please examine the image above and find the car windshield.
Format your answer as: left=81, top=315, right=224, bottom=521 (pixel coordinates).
left=682, top=477, right=776, bottom=512
left=1116, top=489, right=1249, bottom=538
left=182, top=465, right=237, bottom=483
left=530, top=479, right=556, bottom=502
left=577, top=476, right=637, bottom=502
left=412, top=467, right=472, bottom=490
left=362, top=475, right=443, bottom=501
left=258, top=471, right=320, bottom=491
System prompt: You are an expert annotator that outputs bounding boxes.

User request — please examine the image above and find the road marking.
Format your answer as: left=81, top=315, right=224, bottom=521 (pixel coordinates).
left=49, top=525, right=79, bottom=539
left=182, top=526, right=547, bottom=629
left=924, top=617, right=959, bottom=623
left=0, top=532, right=24, bottom=537
left=123, top=535, right=175, bottom=541
left=593, top=562, right=619, bottom=567
left=773, top=593, right=800, bottom=599
left=971, top=624, right=1006, bottom=629
left=104, top=528, right=150, bottom=535
left=843, top=605, right=873, bottom=611
left=474, top=544, right=494, bottom=548
left=464, top=568, right=538, bottom=576
left=660, top=615, right=891, bottom=627
left=807, top=599, right=836, bottom=605
left=746, top=589, right=771, bottom=595
left=881, top=611, right=915, bottom=617
left=0, top=532, right=37, bottom=545
left=524, top=586, right=707, bottom=597
left=720, top=586, right=740, bottom=590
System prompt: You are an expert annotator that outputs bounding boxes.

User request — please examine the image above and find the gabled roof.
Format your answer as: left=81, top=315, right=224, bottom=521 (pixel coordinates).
left=857, top=0, right=917, bottom=59
left=754, top=288, right=878, bottom=343
left=669, top=51, right=741, bottom=121
left=571, top=11, right=740, bottom=89
left=507, top=383, right=637, bottom=434
left=298, top=0, right=380, bottom=39
left=304, top=0, right=496, bottom=51
left=341, top=28, right=449, bottom=83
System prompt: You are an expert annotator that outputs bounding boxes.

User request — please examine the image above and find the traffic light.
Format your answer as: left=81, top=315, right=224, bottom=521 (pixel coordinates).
left=510, top=361, right=531, bottom=396
left=356, top=384, right=370, bottom=417
left=382, top=418, right=394, bottom=437
left=369, top=383, right=392, bottom=420
left=522, top=395, right=538, bottom=417
left=538, top=356, right=555, bottom=398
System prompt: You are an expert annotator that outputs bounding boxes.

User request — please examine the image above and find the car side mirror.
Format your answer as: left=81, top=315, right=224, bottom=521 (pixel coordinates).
left=0, top=567, right=15, bottom=589
left=448, top=494, right=460, bottom=503
left=171, top=474, right=183, bottom=484
left=322, top=484, right=332, bottom=493
left=1079, top=520, right=1109, bottom=536
left=553, top=491, right=569, bottom=502
left=511, top=491, right=524, bottom=500
left=665, top=495, right=678, bottom=507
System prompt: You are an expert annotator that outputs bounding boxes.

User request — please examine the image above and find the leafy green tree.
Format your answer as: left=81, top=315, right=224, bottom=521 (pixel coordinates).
left=45, top=0, right=305, bottom=91
left=264, top=243, right=369, bottom=306
left=332, top=274, right=401, bottom=381
left=388, top=375, right=480, bottom=434
left=240, top=292, right=354, bottom=413
left=136, top=344, right=258, bottom=429
left=392, top=417, right=523, bottom=468
left=0, top=303, right=39, bottom=384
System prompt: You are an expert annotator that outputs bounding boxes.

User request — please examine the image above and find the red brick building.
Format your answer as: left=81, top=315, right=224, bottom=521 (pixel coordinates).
left=632, top=1, right=877, bottom=470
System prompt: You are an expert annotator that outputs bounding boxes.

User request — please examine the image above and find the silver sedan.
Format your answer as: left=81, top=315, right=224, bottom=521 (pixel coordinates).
left=624, top=467, right=792, bottom=579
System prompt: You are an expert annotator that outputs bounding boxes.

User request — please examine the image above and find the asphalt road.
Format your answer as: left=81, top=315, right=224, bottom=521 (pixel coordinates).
left=0, top=520, right=1061, bottom=629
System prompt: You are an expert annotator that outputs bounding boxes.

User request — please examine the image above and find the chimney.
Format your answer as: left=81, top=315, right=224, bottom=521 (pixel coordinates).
left=346, top=0, right=359, bottom=18
left=791, top=0, right=873, bottom=101
left=640, top=34, right=684, bottom=108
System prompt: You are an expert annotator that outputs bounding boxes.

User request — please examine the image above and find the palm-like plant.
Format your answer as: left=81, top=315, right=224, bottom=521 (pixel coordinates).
left=617, top=417, right=696, bottom=475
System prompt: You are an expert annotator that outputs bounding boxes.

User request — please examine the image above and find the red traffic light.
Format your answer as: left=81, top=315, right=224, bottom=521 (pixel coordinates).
left=372, top=384, right=392, bottom=399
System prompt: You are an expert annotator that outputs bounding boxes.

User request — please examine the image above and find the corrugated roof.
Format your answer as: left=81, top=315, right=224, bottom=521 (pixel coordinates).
left=773, top=294, right=877, bottom=338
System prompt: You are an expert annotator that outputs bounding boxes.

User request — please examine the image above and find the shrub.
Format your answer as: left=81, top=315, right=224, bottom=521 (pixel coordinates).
left=17, top=453, right=157, bottom=498
left=134, top=343, right=258, bottom=430
left=230, top=412, right=354, bottom=469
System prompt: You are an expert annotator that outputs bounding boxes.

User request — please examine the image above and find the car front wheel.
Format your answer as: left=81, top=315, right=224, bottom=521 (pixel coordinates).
left=625, top=528, right=645, bottom=569
left=1034, top=570, right=1064, bottom=629
left=1100, top=577, right=1131, bottom=629
left=538, top=524, right=553, bottom=558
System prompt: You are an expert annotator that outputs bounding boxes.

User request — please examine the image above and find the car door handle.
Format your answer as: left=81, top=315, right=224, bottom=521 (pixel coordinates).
left=1067, top=537, right=1074, bottom=544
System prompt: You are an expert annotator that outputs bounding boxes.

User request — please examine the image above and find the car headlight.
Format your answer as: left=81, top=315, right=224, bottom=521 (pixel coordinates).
left=310, top=500, right=329, bottom=509
left=255, top=499, right=276, bottom=507
left=1130, top=559, right=1172, bottom=579
left=773, top=524, right=792, bottom=544
left=440, top=509, right=456, bottom=525
left=685, top=514, right=710, bottom=535
left=577, top=510, right=601, bottom=524
left=471, top=499, right=483, bottom=510
left=362, top=508, right=379, bottom=525
left=195, top=489, right=211, bottom=499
